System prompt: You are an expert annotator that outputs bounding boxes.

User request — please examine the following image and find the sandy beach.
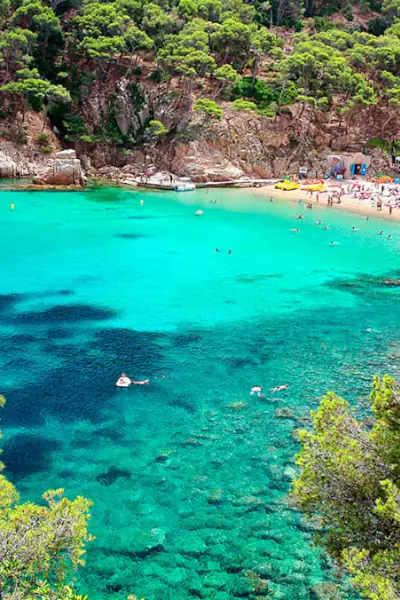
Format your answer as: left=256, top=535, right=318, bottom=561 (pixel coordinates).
left=256, top=183, right=400, bottom=222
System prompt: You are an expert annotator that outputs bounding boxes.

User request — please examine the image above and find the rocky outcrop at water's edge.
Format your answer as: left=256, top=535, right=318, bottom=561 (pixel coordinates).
left=34, top=150, right=86, bottom=187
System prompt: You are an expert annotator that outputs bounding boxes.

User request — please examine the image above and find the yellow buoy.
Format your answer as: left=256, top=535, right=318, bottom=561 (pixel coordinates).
left=140, top=200, right=144, bottom=205
left=10, top=203, right=14, bottom=210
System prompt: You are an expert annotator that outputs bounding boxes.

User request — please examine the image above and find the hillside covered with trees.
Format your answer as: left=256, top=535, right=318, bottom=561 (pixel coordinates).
left=1, top=0, right=400, bottom=177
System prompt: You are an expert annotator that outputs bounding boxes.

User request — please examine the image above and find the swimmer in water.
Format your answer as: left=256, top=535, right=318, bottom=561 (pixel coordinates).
left=366, top=215, right=370, bottom=221
left=388, top=234, right=392, bottom=240
left=316, top=220, right=322, bottom=225
left=323, top=226, right=330, bottom=230
left=215, top=248, right=220, bottom=253
left=228, top=249, right=232, bottom=254
left=290, top=228, right=300, bottom=233
left=132, top=379, right=149, bottom=385
left=329, top=241, right=338, bottom=245
left=297, top=214, right=304, bottom=220
left=116, top=373, right=132, bottom=387
left=250, top=386, right=262, bottom=397
left=270, top=385, right=289, bottom=392
left=352, top=226, right=359, bottom=231
left=379, top=230, right=384, bottom=235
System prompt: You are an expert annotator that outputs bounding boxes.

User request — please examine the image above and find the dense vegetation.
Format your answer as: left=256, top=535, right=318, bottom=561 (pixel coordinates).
left=0, top=0, right=400, bottom=145
left=0, top=395, right=93, bottom=600
left=293, top=375, right=400, bottom=600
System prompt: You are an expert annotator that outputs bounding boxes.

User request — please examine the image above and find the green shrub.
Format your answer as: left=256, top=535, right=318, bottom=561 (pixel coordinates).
left=79, top=135, right=96, bottom=143
left=36, top=133, right=50, bottom=146
left=231, top=99, right=257, bottom=112
left=40, top=147, right=53, bottom=153
left=317, top=97, right=329, bottom=111
left=194, top=98, right=223, bottom=120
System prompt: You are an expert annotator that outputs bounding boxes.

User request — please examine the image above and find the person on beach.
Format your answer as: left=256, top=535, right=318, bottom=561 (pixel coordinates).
left=377, top=199, right=382, bottom=211
left=389, top=205, right=393, bottom=215
left=270, top=385, right=289, bottom=392
left=250, top=386, right=262, bottom=397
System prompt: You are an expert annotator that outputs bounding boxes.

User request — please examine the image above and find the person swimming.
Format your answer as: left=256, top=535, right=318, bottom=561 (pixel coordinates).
left=379, top=230, right=384, bottom=235
left=366, top=215, right=370, bottom=221
left=297, top=214, right=304, bottom=220
left=388, top=234, right=392, bottom=240
left=270, top=384, right=289, bottom=392
left=132, top=379, right=149, bottom=385
left=352, top=226, right=359, bottom=231
left=250, top=386, right=262, bottom=397
left=215, top=248, right=220, bottom=252
left=116, top=373, right=132, bottom=387
left=195, top=210, right=203, bottom=216
left=228, top=249, right=232, bottom=254
left=290, top=228, right=300, bottom=233
left=323, top=225, right=330, bottom=230
left=316, top=220, right=322, bottom=225
left=329, top=241, right=338, bottom=245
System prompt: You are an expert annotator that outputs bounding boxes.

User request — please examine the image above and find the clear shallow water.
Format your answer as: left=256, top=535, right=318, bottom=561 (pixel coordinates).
left=1, top=187, right=400, bottom=599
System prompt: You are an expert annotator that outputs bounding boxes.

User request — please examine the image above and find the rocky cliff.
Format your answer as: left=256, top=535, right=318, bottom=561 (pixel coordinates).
left=0, top=78, right=398, bottom=184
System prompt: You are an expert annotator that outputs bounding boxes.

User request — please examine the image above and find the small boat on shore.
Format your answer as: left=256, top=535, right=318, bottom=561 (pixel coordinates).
left=175, top=182, right=196, bottom=192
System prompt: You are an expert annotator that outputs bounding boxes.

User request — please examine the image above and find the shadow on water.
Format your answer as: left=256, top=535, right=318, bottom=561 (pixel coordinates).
left=115, top=233, right=149, bottom=240
left=3, top=433, right=61, bottom=481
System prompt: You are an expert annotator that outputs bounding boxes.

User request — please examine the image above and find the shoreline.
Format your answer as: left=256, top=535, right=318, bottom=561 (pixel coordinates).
left=255, top=185, right=400, bottom=223
left=2, top=176, right=400, bottom=223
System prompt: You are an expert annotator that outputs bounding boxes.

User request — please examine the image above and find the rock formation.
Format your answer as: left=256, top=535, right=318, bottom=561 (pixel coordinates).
left=34, top=150, right=86, bottom=186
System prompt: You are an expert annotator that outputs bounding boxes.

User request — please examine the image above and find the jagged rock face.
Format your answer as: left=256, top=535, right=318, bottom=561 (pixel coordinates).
left=34, top=150, right=86, bottom=186
left=0, top=152, right=19, bottom=177
left=164, top=103, right=400, bottom=181
left=113, top=79, right=148, bottom=136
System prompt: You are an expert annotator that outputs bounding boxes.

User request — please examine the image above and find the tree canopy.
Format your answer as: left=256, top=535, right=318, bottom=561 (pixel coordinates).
left=0, top=395, right=93, bottom=600
left=293, top=375, right=400, bottom=600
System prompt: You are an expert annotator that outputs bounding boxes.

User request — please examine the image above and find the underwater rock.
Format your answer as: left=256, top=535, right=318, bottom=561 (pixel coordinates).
left=274, top=407, right=296, bottom=420
left=208, top=488, right=223, bottom=504
left=283, top=465, right=297, bottom=481
left=204, top=572, right=229, bottom=590
left=227, top=401, right=248, bottom=410
left=179, top=535, right=207, bottom=557
left=155, top=449, right=175, bottom=463
left=311, top=582, right=344, bottom=600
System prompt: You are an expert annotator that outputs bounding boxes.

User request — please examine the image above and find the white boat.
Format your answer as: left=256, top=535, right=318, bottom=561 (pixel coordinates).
left=174, top=182, right=196, bottom=192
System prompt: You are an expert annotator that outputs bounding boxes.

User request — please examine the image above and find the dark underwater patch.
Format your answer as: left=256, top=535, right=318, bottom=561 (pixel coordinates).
left=15, top=304, right=116, bottom=325
left=236, top=274, right=282, bottom=284
left=0, top=293, right=21, bottom=312
left=3, top=433, right=61, bottom=480
left=96, top=466, right=132, bottom=486
left=325, top=272, right=400, bottom=296
left=116, top=233, right=149, bottom=240
left=45, top=328, right=70, bottom=340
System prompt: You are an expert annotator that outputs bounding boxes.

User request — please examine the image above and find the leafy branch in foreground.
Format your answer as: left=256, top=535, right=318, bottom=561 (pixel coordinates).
left=292, top=375, right=400, bottom=600
left=0, top=395, right=93, bottom=600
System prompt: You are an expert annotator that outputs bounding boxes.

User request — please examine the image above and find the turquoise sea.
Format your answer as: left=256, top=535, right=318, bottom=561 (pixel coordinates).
left=1, top=186, right=400, bottom=600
